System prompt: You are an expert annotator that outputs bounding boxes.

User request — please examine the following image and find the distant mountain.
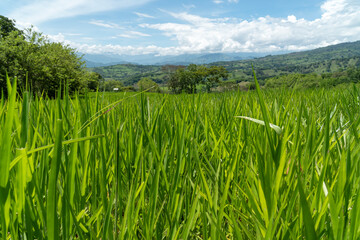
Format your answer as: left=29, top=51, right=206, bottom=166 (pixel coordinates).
left=214, top=40, right=360, bottom=81
left=81, top=52, right=269, bottom=66
left=90, top=40, right=360, bottom=85
left=247, top=40, right=360, bottom=65
left=80, top=53, right=133, bottom=67
left=152, top=52, right=268, bottom=65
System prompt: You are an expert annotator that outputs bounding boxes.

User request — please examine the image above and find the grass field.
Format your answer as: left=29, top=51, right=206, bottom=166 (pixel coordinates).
left=1, top=75, right=360, bottom=239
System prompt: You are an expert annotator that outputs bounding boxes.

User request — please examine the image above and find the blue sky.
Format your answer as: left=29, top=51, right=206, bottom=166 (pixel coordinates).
left=1, top=0, right=360, bottom=56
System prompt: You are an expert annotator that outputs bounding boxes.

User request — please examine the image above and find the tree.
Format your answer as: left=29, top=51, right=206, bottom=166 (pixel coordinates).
left=167, top=64, right=228, bottom=94
left=168, top=67, right=200, bottom=94
left=86, top=72, right=103, bottom=91
left=0, top=15, right=21, bottom=38
left=137, top=77, right=160, bottom=92
left=0, top=26, right=89, bottom=97
left=199, top=65, right=228, bottom=92
left=161, top=65, right=185, bottom=84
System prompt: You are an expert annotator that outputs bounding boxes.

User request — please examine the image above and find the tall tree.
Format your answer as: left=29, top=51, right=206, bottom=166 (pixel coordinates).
left=137, top=77, right=160, bottom=92
left=201, top=66, right=228, bottom=92
left=0, top=15, right=21, bottom=38
left=167, top=64, right=228, bottom=94
left=0, top=28, right=88, bottom=97
left=168, top=67, right=199, bottom=94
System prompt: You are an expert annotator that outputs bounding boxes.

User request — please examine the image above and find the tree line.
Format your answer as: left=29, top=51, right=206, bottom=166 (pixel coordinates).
left=265, top=68, right=360, bottom=89
left=166, top=64, right=228, bottom=93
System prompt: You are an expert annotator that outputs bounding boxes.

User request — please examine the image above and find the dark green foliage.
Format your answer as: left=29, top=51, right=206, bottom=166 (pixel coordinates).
left=0, top=15, right=21, bottom=38
left=0, top=23, right=90, bottom=97
left=168, top=67, right=198, bottom=93
left=168, top=64, right=228, bottom=93
left=201, top=65, right=228, bottom=92
left=86, top=72, right=102, bottom=91
left=137, top=77, right=160, bottom=92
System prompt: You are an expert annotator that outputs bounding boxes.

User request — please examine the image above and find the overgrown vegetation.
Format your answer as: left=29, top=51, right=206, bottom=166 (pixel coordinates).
left=1, top=73, right=360, bottom=238
left=0, top=15, right=100, bottom=97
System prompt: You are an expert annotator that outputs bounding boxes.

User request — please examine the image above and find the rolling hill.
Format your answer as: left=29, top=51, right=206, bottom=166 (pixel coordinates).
left=90, top=40, right=360, bottom=85
left=82, top=52, right=268, bottom=66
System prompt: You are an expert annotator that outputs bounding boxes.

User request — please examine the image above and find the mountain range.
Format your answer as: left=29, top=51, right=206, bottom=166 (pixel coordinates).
left=81, top=52, right=275, bottom=67
left=89, top=40, right=360, bottom=85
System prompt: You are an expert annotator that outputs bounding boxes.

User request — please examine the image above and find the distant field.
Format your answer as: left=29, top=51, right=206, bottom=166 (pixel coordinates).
left=1, top=78, right=360, bottom=239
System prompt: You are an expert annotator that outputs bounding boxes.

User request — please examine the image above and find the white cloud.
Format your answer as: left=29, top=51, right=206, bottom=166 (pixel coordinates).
left=68, top=42, right=180, bottom=56
left=287, top=15, right=297, bottom=23
left=9, top=0, right=153, bottom=24
left=134, top=12, right=155, bottom=19
left=118, top=31, right=151, bottom=38
left=45, top=0, right=360, bottom=56
left=321, top=0, right=347, bottom=19
left=15, top=21, right=41, bottom=32
left=138, top=0, right=360, bottom=54
left=47, top=33, right=66, bottom=43
left=89, top=20, right=123, bottom=29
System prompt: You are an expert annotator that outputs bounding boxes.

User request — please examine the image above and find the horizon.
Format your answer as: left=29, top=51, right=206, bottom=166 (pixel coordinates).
left=1, top=0, right=360, bottom=57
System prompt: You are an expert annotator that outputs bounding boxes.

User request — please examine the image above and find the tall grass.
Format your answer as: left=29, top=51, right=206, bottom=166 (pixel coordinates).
left=1, top=75, right=360, bottom=239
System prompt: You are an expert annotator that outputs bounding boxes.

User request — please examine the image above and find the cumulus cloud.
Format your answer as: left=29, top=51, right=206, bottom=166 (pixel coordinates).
left=9, top=0, right=153, bottom=24
left=137, top=0, right=360, bottom=54
left=47, top=33, right=67, bottom=43
left=46, top=0, right=360, bottom=56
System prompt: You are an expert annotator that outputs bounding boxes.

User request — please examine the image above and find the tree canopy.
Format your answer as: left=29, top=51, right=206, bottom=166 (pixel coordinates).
left=0, top=15, right=21, bottom=38
left=0, top=15, right=97, bottom=97
left=137, top=77, right=160, bottom=92
left=168, top=64, right=228, bottom=94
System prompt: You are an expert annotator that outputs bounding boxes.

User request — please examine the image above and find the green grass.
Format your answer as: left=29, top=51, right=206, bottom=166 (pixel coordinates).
left=1, top=75, right=360, bottom=239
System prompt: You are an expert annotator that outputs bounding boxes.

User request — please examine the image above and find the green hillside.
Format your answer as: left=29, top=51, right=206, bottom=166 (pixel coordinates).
left=90, top=64, right=164, bottom=85
left=216, top=40, right=360, bottom=81
left=90, top=40, right=360, bottom=85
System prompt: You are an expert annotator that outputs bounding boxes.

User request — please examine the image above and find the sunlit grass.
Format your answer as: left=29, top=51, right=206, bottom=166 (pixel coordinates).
left=1, top=75, right=360, bottom=239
